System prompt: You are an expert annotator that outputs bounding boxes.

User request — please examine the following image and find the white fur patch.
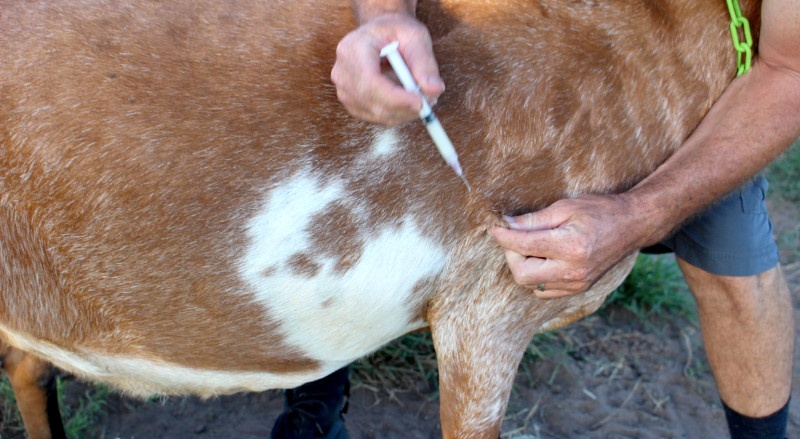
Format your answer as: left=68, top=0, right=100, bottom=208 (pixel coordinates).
left=239, top=170, right=448, bottom=363
left=369, top=127, right=400, bottom=157
left=241, top=171, right=345, bottom=275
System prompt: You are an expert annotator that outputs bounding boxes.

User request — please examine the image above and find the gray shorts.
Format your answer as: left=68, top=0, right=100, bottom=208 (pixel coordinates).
left=643, top=175, right=780, bottom=276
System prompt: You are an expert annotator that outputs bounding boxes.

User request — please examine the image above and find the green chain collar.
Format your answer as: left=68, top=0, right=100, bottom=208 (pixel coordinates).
left=726, top=0, right=753, bottom=76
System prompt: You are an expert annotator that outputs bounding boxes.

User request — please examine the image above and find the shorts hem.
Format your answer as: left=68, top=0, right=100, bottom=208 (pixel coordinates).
left=672, top=235, right=780, bottom=277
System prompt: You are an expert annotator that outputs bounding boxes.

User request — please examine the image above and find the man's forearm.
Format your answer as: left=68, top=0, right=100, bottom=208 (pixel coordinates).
left=352, top=0, right=417, bottom=23
left=623, top=58, right=800, bottom=248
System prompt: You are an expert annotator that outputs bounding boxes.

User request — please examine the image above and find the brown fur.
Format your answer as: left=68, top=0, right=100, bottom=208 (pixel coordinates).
left=0, top=0, right=759, bottom=437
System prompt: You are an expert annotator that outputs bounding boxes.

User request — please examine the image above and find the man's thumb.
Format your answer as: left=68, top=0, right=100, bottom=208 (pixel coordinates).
left=503, top=210, right=558, bottom=231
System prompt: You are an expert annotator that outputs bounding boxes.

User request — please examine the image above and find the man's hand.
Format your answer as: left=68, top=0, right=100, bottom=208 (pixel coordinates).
left=490, top=194, right=645, bottom=298
left=331, top=13, right=444, bottom=125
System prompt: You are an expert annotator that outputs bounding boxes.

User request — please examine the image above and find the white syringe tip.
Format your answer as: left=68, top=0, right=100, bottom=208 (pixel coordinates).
left=452, top=165, right=472, bottom=192
left=449, top=160, right=463, bottom=176
left=445, top=159, right=471, bottom=191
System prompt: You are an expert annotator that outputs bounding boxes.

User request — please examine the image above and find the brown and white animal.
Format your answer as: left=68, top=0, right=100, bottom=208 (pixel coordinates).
left=0, top=0, right=758, bottom=437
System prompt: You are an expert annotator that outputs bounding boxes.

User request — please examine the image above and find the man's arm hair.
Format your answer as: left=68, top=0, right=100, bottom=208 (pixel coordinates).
left=759, top=0, right=800, bottom=75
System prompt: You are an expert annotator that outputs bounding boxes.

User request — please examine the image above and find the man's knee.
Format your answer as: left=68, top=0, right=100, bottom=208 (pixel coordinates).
left=677, top=260, right=789, bottom=318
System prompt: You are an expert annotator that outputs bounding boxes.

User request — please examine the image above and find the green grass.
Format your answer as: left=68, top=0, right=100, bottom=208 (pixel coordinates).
left=601, top=254, right=695, bottom=322
left=766, top=138, right=800, bottom=204
left=59, top=379, right=111, bottom=439
left=0, top=375, right=110, bottom=439
left=0, top=374, right=25, bottom=437
left=765, top=139, right=800, bottom=263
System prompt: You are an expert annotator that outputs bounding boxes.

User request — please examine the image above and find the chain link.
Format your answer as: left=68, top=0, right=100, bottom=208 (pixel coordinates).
left=726, top=0, right=753, bottom=76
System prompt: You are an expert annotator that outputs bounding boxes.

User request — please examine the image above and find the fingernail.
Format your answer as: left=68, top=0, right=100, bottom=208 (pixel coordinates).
left=503, top=215, right=520, bottom=229
left=429, top=76, right=445, bottom=91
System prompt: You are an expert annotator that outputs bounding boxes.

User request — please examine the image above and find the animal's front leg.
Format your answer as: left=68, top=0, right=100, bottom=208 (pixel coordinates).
left=425, top=221, right=632, bottom=438
left=429, top=286, right=538, bottom=439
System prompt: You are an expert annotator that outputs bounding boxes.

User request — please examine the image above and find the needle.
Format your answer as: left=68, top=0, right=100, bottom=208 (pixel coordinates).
left=380, top=41, right=471, bottom=192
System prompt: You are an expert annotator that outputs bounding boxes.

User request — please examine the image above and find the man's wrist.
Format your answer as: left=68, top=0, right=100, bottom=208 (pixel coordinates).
left=616, top=186, right=686, bottom=250
left=352, top=0, right=417, bottom=24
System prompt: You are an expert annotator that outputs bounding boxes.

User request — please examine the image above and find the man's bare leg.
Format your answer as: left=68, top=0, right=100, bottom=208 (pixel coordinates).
left=680, top=260, right=793, bottom=429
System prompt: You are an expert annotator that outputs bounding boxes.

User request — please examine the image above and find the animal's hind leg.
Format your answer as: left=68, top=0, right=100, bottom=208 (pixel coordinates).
left=0, top=342, right=66, bottom=439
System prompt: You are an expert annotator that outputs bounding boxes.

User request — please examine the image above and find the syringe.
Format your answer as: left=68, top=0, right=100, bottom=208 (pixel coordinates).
left=380, top=41, right=471, bottom=191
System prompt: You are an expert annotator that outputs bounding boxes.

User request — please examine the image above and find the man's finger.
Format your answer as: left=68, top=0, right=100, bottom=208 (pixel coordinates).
left=504, top=250, right=566, bottom=283
left=491, top=226, right=565, bottom=260
left=533, top=288, right=578, bottom=299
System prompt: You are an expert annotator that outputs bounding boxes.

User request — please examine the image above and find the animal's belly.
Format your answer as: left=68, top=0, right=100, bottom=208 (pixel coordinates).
left=0, top=323, right=333, bottom=397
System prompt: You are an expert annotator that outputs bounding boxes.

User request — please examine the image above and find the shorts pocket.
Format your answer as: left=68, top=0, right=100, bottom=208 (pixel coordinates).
left=740, top=175, right=769, bottom=214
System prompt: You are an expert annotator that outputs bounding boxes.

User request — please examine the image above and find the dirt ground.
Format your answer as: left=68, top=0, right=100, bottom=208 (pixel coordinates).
left=55, top=198, right=797, bottom=439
